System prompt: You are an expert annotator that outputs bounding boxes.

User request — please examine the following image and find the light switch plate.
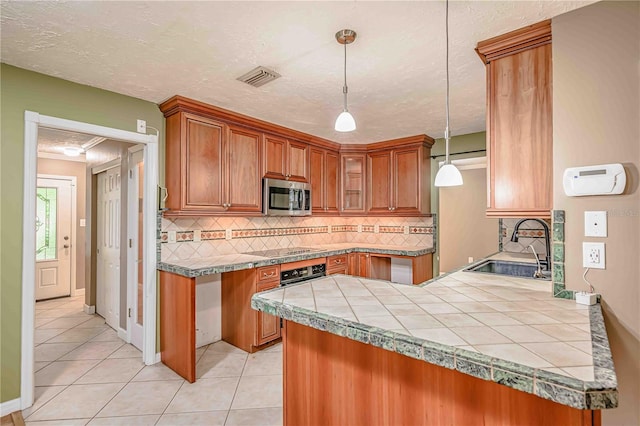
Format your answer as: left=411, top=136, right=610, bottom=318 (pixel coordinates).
left=168, top=231, right=176, bottom=243
left=585, top=211, right=607, bottom=237
left=193, top=230, right=201, bottom=242
left=79, top=219, right=86, bottom=227
left=583, top=242, right=605, bottom=269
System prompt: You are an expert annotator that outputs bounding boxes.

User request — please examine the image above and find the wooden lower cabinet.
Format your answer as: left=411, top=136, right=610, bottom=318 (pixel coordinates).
left=159, top=271, right=196, bottom=383
left=326, top=254, right=348, bottom=275
left=255, top=279, right=281, bottom=346
left=283, top=320, right=601, bottom=426
left=222, top=266, right=281, bottom=353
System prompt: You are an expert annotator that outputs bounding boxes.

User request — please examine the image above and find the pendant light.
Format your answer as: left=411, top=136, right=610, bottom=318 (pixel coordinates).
left=334, top=29, right=357, bottom=132
left=434, top=0, right=463, bottom=187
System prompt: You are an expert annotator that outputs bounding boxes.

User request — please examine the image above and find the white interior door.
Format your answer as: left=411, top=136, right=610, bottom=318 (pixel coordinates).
left=128, top=149, right=144, bottom=350
left=35, top=177, right=73, bottom=301
left=96, top=167, right=121, bottom=329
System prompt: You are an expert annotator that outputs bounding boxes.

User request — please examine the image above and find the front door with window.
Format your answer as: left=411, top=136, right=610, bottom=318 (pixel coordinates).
left=35, top=177, right=73, bottom=301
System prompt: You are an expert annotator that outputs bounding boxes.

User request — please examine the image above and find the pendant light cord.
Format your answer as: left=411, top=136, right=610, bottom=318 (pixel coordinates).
left=343, top=40, right=349, bottom=111
left=444, top=0, right=451, bottom=165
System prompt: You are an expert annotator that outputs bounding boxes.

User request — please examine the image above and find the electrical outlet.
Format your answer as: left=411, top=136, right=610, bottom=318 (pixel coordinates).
left=468, top=257, right=474, bottom=263
left=357, top=224, right=362, bottom=233
left=374, top=224, right=379, bottom=234
left=136, top=119, right=146, bottom=133
left=225, top=229, right=232, bottom=240
left=193, top=230, right=201, bottom=242
left=584, top=211, right=607, bottom=237
left=168, top=231, right=176, bottom=244
left=583, top=242, right=605, bottom=269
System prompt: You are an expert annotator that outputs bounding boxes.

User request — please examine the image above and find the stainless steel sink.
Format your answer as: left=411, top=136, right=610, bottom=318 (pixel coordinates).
left=464, top=260, right=551, bottom=280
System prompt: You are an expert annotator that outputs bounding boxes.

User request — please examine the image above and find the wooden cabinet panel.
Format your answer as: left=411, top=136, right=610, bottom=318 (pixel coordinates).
left=264, top=135, right=309, bottom=182
left=367, top=151, right=392, bottom=213
left=310, top=148, right=340, bottom=214
left=325, top=151, right=339, bottom=213
left=341, top=153, right=366, bottom=214
left=263, top=134, right=287, bottom=180
left=227, top=126, right=262, bottom=212
left=477, top=21, right=552, bottom=218
left=356, top=253, right=370, bottom=278
left=160, top=271, right=196, bottom=383
left=288, top=140, right=309, bottom=182
left=326, top=254, right=348, bottom=274
left=183, top=114, right=225, bottom=211
left=393, top=147, right=422, bottom=213
left=283, top=321, right=600, bottom=426
left=348, top=253, right=358, bottom=276
left=256, top=265, right=280, bottom=283
left=310, top=148, right=324, bottom=212
left=256, top=279, right=281, bottom=346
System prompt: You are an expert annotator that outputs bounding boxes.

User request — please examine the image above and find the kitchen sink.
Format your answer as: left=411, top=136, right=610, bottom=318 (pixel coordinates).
left=464, top=260, right=551, bottom=280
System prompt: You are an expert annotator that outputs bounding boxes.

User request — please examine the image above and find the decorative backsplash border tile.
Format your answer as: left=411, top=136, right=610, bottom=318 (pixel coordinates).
left=232, top=226, right=328, bottom=239
left=333, top=225, right=358, bottom=233
left=410, top=226, right=433, bottom=234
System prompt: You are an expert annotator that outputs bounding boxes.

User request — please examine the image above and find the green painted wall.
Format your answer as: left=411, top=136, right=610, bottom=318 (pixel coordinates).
left=0, top=63, right=165, bottom=403
left=429, top=131, right=487, bottom=276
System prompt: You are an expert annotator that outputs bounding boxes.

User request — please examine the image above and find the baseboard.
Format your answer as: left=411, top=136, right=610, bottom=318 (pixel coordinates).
left=72, top=288, right=85, bottom=297
left=0, top=398, right=21, bottom=416
left=83, top=304, right=95, bottom=314
left=117, top=327, right=128, bottom=342
left=155, top=352, right=161, bottom=363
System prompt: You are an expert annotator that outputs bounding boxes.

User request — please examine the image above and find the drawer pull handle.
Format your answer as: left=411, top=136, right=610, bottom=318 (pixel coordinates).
left=262, top=271, right=275, bottom=278
left=334, top=259, right=342, bottom=264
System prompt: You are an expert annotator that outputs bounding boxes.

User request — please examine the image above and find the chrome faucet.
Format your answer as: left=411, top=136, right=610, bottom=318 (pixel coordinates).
left=528, top=244, right=546, bottom=279
left=510, top=218, right=551, bottom=270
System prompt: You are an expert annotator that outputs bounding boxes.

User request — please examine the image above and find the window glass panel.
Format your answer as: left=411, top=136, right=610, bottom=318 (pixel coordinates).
left=36, top=187, right=57, bottom=261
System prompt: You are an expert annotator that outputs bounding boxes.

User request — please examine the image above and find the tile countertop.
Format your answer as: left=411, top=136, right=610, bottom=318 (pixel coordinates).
left=251, top=264, right=618, bottom=410
left=157, top=244, right=434, bottom=278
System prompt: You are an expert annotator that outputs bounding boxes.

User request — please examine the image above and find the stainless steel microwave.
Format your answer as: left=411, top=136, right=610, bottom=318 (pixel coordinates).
left=263, top=178, right=311, bottom=216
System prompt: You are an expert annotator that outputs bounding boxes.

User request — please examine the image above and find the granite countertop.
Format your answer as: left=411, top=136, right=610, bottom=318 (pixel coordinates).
left=158, top=244, right=435, bottom=278
left=251, top=262, right=618, bottom=410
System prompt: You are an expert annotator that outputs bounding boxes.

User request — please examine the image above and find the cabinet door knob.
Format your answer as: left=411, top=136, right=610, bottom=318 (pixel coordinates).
left=263, top=271, right=275, bottom=278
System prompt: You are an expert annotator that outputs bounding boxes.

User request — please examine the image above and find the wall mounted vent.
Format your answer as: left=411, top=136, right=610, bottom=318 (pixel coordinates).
left=236, top=66, right=281, bottom=87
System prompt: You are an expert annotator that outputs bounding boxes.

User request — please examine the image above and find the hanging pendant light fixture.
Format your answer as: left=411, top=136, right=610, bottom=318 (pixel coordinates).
left=334, top=29, right=357, bottom=132
left=434, top=0, right=463, bottom=187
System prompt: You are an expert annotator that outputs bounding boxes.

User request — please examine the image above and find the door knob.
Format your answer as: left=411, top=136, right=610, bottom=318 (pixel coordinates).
left=64, top=236, right=69, bottom=240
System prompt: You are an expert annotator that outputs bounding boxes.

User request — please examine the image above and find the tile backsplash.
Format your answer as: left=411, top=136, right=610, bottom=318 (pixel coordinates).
left=499, top=218, right=552, bottom=259
left=161, top=215, right=435, bottom=262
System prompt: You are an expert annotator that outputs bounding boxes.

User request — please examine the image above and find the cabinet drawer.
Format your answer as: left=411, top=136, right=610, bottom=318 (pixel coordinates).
left=256, top=266, right=280, bottom=284
left=327, top=255, right=348, bottom=270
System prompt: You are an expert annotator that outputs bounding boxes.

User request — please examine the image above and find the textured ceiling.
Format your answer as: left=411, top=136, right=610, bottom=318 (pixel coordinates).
left=37, top=127, right=102, bottom=155
left=1, top=1, right=595, bottom=144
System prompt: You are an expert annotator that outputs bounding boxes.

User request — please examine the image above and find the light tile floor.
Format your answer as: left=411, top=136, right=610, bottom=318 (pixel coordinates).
left=26, top=296, right=283, bottom=425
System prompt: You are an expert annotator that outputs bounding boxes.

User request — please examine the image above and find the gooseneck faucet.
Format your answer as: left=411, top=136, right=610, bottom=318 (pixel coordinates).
left=510, top=218, right=551, bottom=271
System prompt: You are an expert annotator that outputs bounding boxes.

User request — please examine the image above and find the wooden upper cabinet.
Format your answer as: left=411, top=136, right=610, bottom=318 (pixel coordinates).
left=477, top=20, right=553, bottom=218
left=165, top=112, right=227, bottom=214
left=288, top=140, right=309, bottom=182
left=393, top=146, right=428, bottom=214
left=263, top=134, right=309, bottom=182
left=310, top=147, right=340, bottom=215
left=341, top=153, right=367, bottom=214
left=366, top=139, right=432, bottom=215
left=367, top=151, right=392, bottom=214
left=227, top=126, right=262, bottom=212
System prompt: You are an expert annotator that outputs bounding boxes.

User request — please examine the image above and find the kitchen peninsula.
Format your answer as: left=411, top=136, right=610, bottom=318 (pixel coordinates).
left=251, top=258, right=618, bottom=425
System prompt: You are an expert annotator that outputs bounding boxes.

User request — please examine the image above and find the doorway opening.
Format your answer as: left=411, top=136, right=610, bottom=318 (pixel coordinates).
left=21, top=111, right=159, bottom=410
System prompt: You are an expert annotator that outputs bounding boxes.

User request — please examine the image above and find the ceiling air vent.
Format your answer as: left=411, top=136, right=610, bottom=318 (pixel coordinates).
left=236, top=66, right=281, bottom=88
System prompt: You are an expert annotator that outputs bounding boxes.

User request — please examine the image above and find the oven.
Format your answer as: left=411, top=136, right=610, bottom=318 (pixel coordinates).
left=263, top=178, right=311, bottom=216
left=280, top=262, right=326, bottom=286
